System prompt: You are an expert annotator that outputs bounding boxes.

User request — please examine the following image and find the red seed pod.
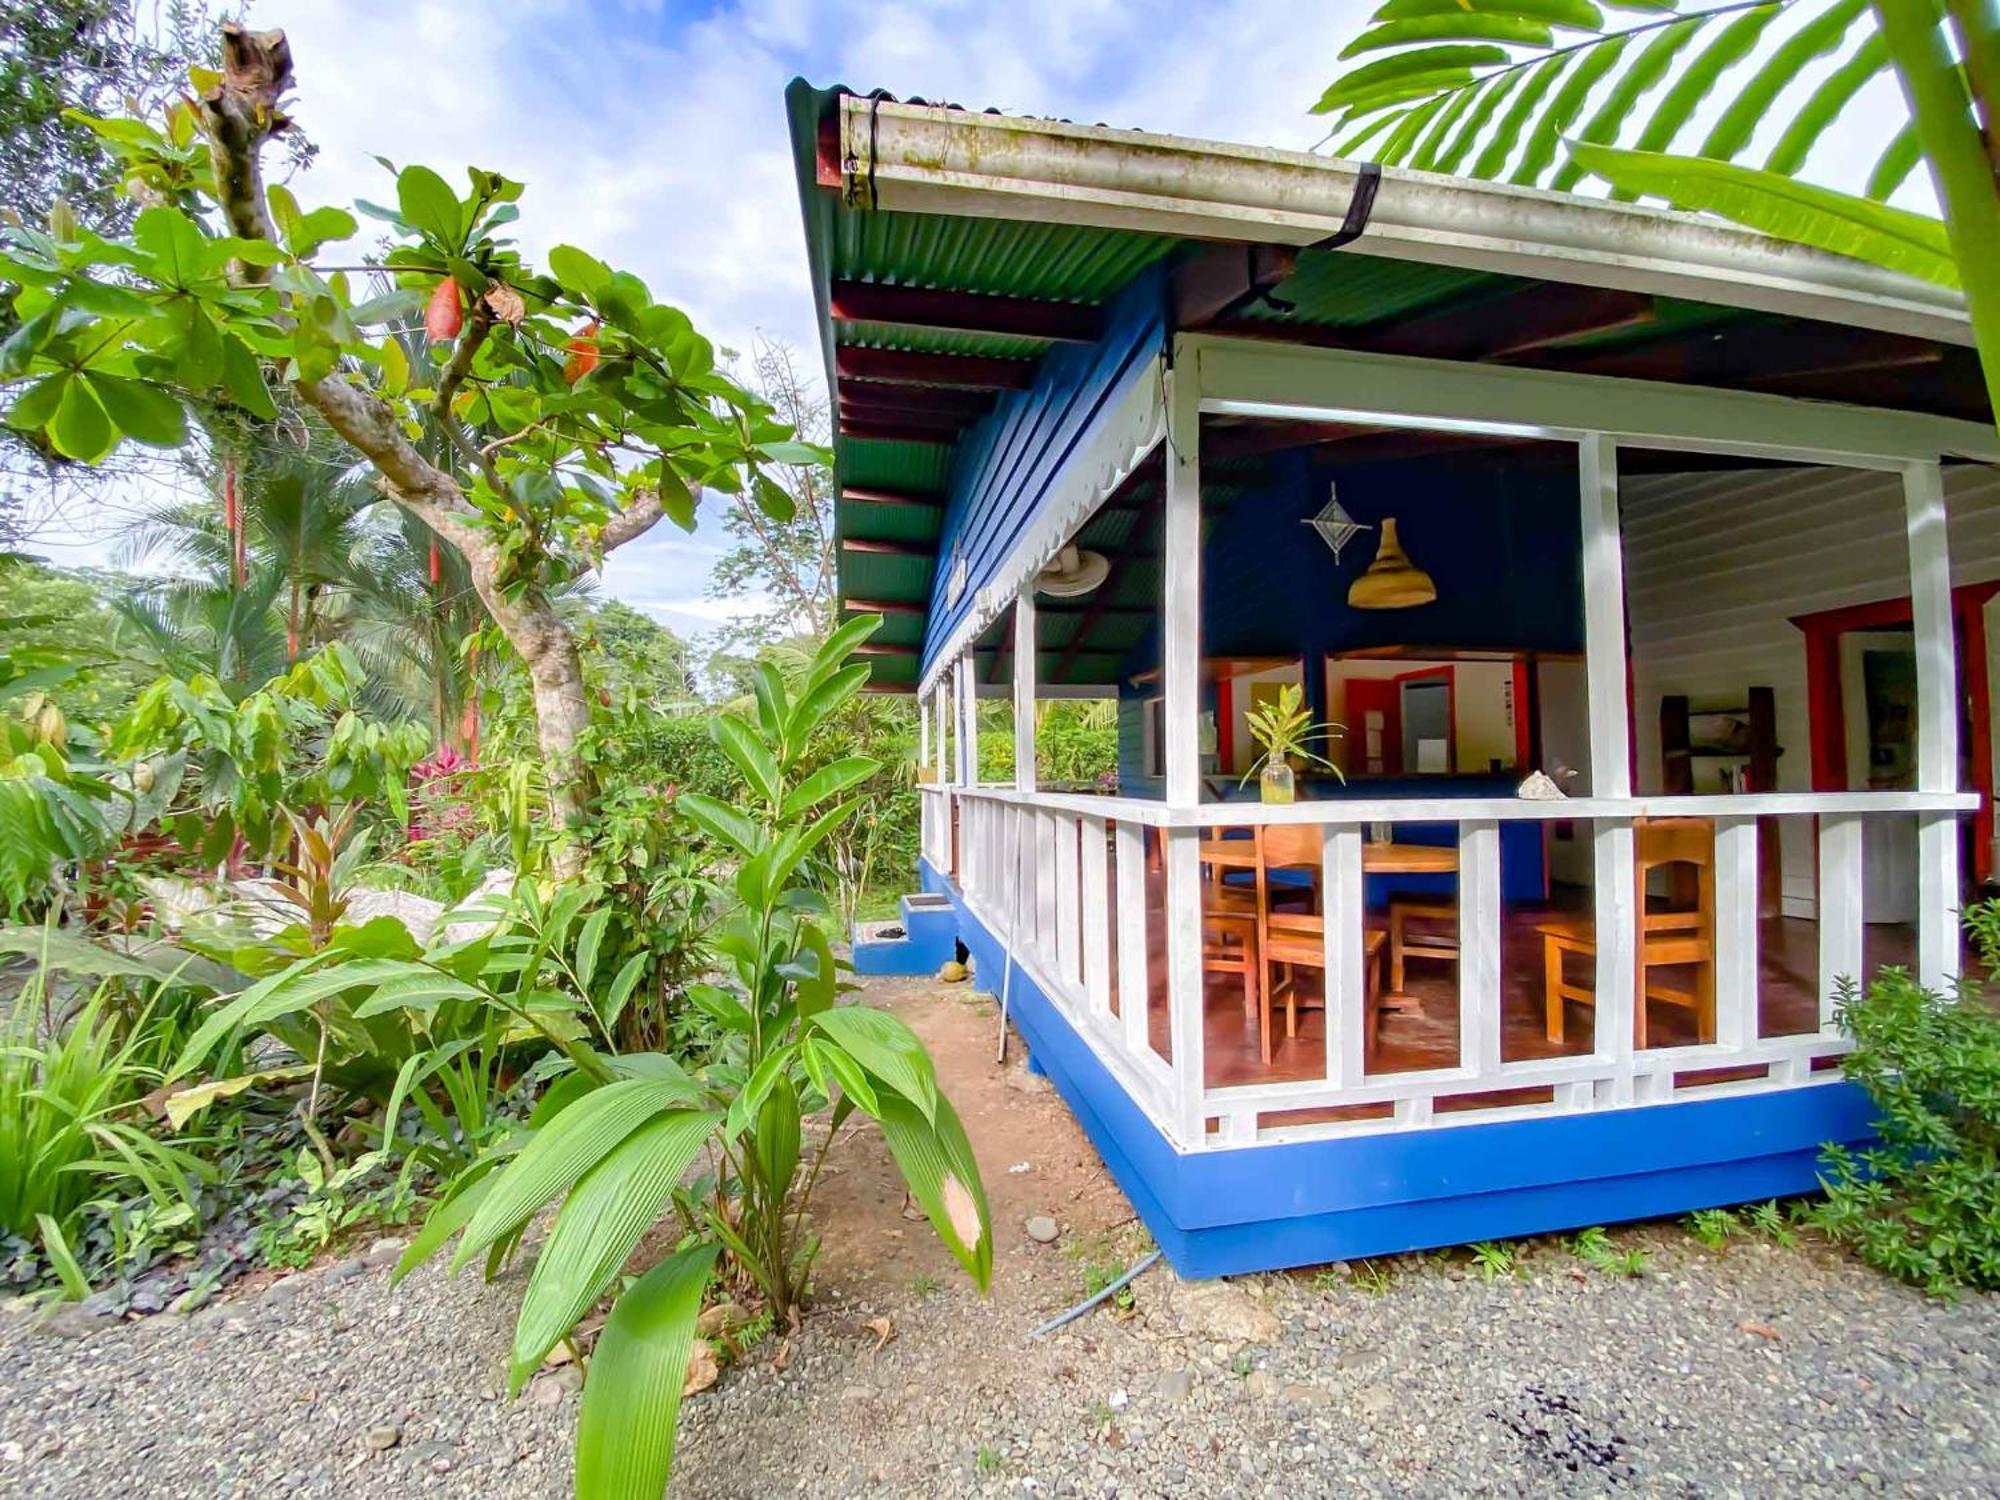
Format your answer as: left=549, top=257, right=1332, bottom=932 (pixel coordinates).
left=563, top=319, right=601, bottom=384
left=425, top=279, right=463, bottom=342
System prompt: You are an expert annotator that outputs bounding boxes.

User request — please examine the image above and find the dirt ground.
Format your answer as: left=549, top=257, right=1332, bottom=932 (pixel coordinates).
left=808, top=975, right=1135, bottom=1298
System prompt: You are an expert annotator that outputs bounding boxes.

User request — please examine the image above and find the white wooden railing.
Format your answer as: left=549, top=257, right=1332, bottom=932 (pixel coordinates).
left=931, top=785, right=1977, bottom=1152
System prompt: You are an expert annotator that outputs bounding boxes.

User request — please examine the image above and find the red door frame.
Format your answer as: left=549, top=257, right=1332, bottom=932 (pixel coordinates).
left=1791, top=582, right=1999, bottom=882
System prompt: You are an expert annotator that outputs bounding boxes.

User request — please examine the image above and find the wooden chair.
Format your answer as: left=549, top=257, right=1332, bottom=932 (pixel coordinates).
left=1535, top=817, right=1717, bottom=1048
left=1252, top=825, right=1388, bottom=1067
left=1388, top=897, right=1459, bottom=994
left=1197, top=835, right=1309, bottom=1027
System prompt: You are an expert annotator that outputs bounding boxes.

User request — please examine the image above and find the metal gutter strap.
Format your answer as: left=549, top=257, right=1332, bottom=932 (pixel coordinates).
left=1258, top=160, right=1382, bottom=316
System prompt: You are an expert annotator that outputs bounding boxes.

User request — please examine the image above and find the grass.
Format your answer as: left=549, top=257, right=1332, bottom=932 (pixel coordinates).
left=1746, top=1199, right=1799, bottom=1248
left=1569, top=1225, right=1648, bottom=1277
left=1687, top=1207, right=1738, bottom=1249
left=973, top=1446, right=1004, bottom=1476
left=1470, top=1240, right=1522, bottom=1281
left=909, top=1271, right=941, bottom=1299
left=1065, top=1225, right=1150, bottom=1313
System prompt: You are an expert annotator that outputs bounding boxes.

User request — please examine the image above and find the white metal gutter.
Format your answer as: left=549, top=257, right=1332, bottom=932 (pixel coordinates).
left=840, top=96, right=1973, bottom=348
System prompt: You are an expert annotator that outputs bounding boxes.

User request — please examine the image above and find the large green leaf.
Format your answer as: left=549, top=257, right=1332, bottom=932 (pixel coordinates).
left=710, top=712, right=780, bottom=805
left=396, top=165, right=463, bottom=248
left=573, top=1242, right=718, bottom=1500
left=508, top=1107, right=718, bottom=1385
left=1550, top=15, right=1706, bottom=189
left=810, top=1006, right=939, bottom=1124
left=873, top=1087, right=992, bottom=1291
left=452, top=1077, right=692, bottom=1271
left=1700, top=0, right=1870, bottom=162
left=1342, top=15, right=1557, bottom=58
left=1567, top=140, right=1960, bottom=285
left=1624, top=4, right=1782, bottom=164
left=1316, top=43, right=1516, bottom=114
left=780, top=755, right=877, bottom=818
left=677, top=792, right=759, bottom=856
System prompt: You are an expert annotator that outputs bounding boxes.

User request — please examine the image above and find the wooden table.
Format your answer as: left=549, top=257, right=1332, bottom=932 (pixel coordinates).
left=1195, top=836, right=1460, bottom=876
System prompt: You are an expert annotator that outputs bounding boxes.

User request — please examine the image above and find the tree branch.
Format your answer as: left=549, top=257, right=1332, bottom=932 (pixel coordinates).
left=599, top=490, right=668, bottom=554
left=194, top=23, right=290, bottom=275
left=432, top=302, right=504, bottom=494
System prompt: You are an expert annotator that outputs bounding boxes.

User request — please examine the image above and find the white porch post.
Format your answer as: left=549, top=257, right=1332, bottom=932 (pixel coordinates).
left=918, top=691, right=931, bottom=769
left=1905, top=461, right=1961, bottom=988
left=1579, top=434, right=1638, bottom=1093
left=956, top=651, right=977, bottom=787
left=933, top=680, right=948, bottom=785
left=1013, top=591, right=1037, bottom=793
left=1161, top=359, right=1206, bottom=1143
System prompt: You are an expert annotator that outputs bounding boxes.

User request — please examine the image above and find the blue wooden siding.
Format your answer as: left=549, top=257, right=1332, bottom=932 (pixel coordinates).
left=919, top=268, right=1169, bottom=674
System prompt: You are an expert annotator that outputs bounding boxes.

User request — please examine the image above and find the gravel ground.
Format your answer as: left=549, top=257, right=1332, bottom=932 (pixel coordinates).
left=0, top=979, right=1994, bottom=1498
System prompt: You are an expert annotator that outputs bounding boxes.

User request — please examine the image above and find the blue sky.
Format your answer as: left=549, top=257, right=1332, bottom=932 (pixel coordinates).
left=32, top=0, right=1918, bottom=643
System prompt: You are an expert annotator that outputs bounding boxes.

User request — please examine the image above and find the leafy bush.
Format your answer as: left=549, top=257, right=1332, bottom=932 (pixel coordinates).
left=1815, top=901, right=2000, bottom=1295
left=372, top=618, right=990, bottom=1497
left=0, top=960, right=204, bottom=1296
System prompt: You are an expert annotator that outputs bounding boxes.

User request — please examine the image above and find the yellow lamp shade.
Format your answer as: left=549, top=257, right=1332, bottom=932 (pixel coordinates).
left=1347, top=517, right=1436, bottom=609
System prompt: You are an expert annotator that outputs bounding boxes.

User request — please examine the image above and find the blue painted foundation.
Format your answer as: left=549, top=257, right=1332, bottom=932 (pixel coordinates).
left=850, top=892, right=959, bottom=976
left=920, top=859, right=1875, bottom=1279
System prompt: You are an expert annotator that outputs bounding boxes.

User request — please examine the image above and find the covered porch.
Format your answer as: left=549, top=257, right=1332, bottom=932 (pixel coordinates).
left=792, top=86, right=1996, bottom=1274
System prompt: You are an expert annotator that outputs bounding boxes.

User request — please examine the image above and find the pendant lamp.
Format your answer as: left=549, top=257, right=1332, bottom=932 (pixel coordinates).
left=1347, top=517, right=1437, bottom=609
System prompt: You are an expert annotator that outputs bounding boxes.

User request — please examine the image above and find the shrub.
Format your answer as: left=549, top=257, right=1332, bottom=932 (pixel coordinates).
left=1815, top=901, right=2000, bottom=1295
left=0, top=963, right=204, bottom=1296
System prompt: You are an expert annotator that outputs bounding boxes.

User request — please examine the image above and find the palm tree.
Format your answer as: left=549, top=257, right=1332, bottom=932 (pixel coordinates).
left=1314, top=0, right=1998, bottom=435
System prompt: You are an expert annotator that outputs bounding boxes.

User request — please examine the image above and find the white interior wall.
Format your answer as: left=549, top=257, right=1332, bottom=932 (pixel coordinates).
left=1621, top=463, right=2000, bottom=914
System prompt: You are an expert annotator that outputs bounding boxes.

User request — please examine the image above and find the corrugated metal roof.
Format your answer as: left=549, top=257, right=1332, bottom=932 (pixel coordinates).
left=835, top=321, right=1049, bottom=361
left=1239, top=254, right=1492, bottom=330
left=833, top=208, right=1172, bottom=302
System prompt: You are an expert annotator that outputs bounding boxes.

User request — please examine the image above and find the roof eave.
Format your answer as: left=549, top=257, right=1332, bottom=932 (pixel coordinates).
left=836, top=94, right=1973, bottom=349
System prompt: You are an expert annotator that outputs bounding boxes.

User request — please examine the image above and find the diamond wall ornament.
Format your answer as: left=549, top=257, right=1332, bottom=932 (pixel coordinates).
left=1304, top=487, right=1369, bottom=562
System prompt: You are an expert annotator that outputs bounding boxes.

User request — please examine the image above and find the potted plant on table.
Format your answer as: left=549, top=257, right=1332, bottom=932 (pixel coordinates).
left=1240, top=684, right=1341, bottom=804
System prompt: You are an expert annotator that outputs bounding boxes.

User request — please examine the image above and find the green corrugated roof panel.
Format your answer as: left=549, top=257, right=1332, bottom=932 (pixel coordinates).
left=836, top=320, right=1050, bottom=361
left=838, top=550, right=932, bottom=600
left=839, top=500, right=943, bottom=546
left=833, top=208, right=1173, bottom=303
left=1241, top=251, right=1496, bottom=330
left=840, top=438, right=953, bottom=495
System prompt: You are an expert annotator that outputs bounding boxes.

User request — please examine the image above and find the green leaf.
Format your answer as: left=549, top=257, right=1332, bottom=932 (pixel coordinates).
left=49, top=374, right=114, bottom=462
left=132, top=205, right=206, bottom=287
left=1550, top=16, right=1705, bottom=191
left=656, top=464, right=697, bottom=531
left=1866, top=122, right=1923, bottom=203
left=573, top=1242, right=719, bottom=1500
left=508, top=1108, right=719, bottom=1384
left=1764, top=32, right=1889, bottom=176
left=752, top=472, right=796, bottom=522
left=723, top=1041, right=797, bottom=1140
left=575, top=907, right=609, bottom=995
left=1433, top=68, right=1525, bottom=174
left=1472, top=52, right=1572, bottom=178
left=710, top=711, right=781, bottom=806
left=811, top=1006, right=938, bottom=1124
left=1340, top=15, right=1555, bottom=60
left=785, top=663, right=870, bottom=752
left=1566, top=141, right=1960, bottom=287
left=1513, top=34, right=1626, bottom=184
left=781, top=756, right=878, bottom=818
left=755, top=1075, right=802, bottom=1196
left=1372, top=0, right=1605, bottom=23
left=809, top=613, right=883, bottom=685
left=1625, top=4, right=1782, bottom=166
left=874, top=1087, right=992, bottom=1291
left=1700, top=0, right=1869, bottom=163
left=82, top=373, right=186, bottom=448
left=547, top=244, right=612, bottom=301
left=453, top=1077, right=693, bottom=1272
left=1315, top=43, right=1514, bottom=114
left=350, top=968, right=486, bottom=1017
left=801, top=1037, right=880, bottom=1115
left=219, top=334, right=277, bottom=419
left=36, top=1215, right=91, bottom=1300
left=397, top=165, right=463, bottom=247
left=791, top=921, right=837, bottom=1018
left=677, top=792, right=759, bottom=856
left=5, top=371, right=69, bottom=431
left=0, top=303, right=59, bottom=377
left=601, top=952, right=649, bottom=1032
left=393, top=1168, right=497, bottom=1284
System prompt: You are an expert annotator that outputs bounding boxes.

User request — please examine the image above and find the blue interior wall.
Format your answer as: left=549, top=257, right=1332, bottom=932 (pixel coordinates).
left=919, top=268, right=1169, bottom=673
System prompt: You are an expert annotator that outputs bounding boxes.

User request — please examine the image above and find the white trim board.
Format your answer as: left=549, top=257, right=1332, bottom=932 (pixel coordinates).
left=839, top=95, right=1973, bottom=347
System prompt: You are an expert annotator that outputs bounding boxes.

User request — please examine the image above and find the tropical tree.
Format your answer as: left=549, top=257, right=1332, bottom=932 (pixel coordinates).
left=1314, top=0, right=2000, bottom=433
left=0, top=23, right=812, bottom=867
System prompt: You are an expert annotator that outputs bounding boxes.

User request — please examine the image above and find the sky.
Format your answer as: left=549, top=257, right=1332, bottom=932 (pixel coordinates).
left=26, top=0, right=1921, bottom=643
